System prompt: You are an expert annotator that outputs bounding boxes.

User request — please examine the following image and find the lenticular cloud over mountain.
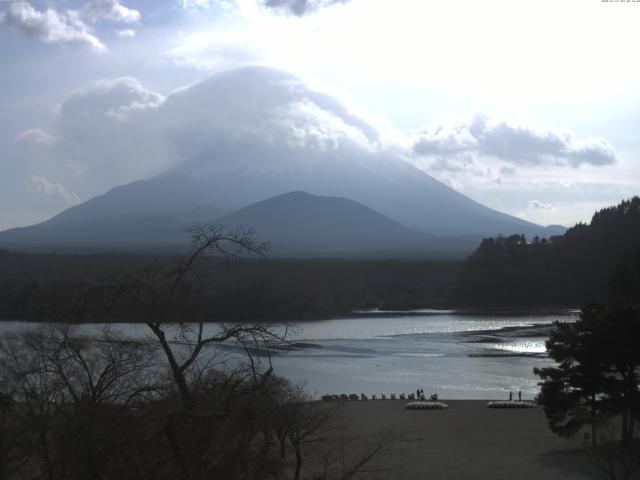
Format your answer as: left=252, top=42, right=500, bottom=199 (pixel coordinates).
left=16, top=66, right=393, bottom=200
left=159, top=66, right=392, bottom=169
left=11, top=66, right=561, bottom=245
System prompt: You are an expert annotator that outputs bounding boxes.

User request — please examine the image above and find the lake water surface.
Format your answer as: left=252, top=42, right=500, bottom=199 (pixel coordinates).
left=271, top=310, right=578, bottom=400
left=0, top=310, right=578, bottom=400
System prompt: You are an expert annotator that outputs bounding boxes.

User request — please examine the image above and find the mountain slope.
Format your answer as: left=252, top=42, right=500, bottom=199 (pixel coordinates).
left=39, top=145, right=559, bottom=239
left=1, top=66, right=564, bottom=254
left=215, top=191, right=426, bottom=254
left=38, top=66, right=559, bottom=239
left=0, top=191, right=481, bottom=256
left=0, top=206, right=227, bottom=252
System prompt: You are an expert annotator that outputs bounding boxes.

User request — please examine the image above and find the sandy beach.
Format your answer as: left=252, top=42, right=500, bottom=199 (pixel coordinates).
left=321, top=400, right=609, bottom=480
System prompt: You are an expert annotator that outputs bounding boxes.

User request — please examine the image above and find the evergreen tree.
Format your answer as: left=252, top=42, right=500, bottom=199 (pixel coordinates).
left=535, top=251, right=640, bottom=446
left=454, top=196, right=640, bottom=307
left=534, top=308, right=611, bottom=446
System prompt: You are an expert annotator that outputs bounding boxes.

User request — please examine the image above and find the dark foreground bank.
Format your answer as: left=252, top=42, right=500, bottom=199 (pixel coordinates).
left=325, top=400, right=622, bottom=480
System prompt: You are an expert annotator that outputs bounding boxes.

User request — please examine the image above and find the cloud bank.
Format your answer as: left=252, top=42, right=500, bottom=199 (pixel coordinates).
left=263, top=0, right=350, bottom=16
left=80, top=0, right=141, bottom=24
left=14, top=66, right=391, bottom=204
left=531, top=200, right=553, bottom=210
left=15, top=77, right=170, bottom=201
left=413, top=114, right=617, bottom=169
left=0, top=0, right=140, bottom=52
left=12, top=66, right=619, bottom=228
left=24, top=175, right=81, bottom=206
left=0, top=4, right=106, bottom=51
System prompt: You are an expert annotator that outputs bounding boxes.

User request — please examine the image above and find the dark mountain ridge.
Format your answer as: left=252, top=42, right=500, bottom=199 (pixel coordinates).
left=213, top=191, right=479, bottom=256
left=0, top=191, right=480, bottom=257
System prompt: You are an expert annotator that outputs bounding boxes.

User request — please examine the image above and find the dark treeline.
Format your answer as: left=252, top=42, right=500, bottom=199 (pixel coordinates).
left=452, top=197, right=640, bottom=307
left=534, top=240, right=640, bottom=476
left=3, top=196, right=640, bottom=320
left=0, top=249, right=460, bottom=322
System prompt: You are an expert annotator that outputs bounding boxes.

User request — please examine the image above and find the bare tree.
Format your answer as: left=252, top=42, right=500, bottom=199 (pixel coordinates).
left=0, top=386, right=27, bottom=480
left=110, top=224, right=285, bottom=406
left=270, top=385, right=399, bottom=480
left=591, top=421, right=640, bottom=480
left=0, top=225, right=394, bottom=480
left=311, top=432, right=399, bottom=480
left=281, top=387, right=336, bottom=480
left=0, top=325, right=159, bottom=480
left=108, top=224, right=294, bottom=480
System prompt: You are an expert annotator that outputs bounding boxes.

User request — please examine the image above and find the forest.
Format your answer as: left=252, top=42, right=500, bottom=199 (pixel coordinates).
left=452, top=197, right=640, bottom=307
left=0, top=248, right=459, bottom=322
left=1, top=197, right=639, bottom=322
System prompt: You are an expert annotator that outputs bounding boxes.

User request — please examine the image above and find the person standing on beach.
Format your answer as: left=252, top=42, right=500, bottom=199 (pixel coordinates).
left=518, top=390, right=522, bottom=401
left=509, top=391, right=513, bottom=401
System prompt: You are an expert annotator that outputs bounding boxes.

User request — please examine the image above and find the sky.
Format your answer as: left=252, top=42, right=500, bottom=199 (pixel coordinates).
left=1, top=0, right=639, bottom=231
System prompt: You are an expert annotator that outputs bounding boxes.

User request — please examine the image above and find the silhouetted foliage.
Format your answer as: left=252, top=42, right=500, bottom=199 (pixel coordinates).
left=0, top=252, right=460, bottom=322
left=534, top=305, right=613, bottom=446
left=535, top=251, right=640, bottom=460
left=453, top=197, right=640, bottom=307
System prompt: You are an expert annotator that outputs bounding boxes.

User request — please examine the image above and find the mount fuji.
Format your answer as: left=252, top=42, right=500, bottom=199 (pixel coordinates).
left=0, top=67, right=564, bottom=255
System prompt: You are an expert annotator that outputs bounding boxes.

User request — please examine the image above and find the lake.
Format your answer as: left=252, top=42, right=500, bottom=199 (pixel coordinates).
left=0, top=310, right=578, bottom=400
left=270, top=310, right=578, bottom=400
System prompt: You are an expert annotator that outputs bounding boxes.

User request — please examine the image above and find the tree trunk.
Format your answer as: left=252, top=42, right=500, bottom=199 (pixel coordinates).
left=279, top=437, right=286, bottom=459
left=591, top=394, right=598, bottom=448
left=164, top=415, right=190, bottom=480
left=262, top=429, right=272, bottom=452
left=293, top=444, right=302, bottom=480
left=148, top=325, right=192, bottom=407
left=38, top=429, right=55, bottom=480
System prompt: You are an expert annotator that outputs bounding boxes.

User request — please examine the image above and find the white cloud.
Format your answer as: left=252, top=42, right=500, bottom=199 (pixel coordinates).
left=413, top=114, right=617, bottom=168
left=513, top=199, right=620, bottom=228
left=15, top=129, right=86, bottom=176
left=15, top=78, right=170, bottom=198
left=166, top=31, right=265, bottom=70
left=115, top=29, right=136, bottom=38
left=263, top=0, right=350, bottom=16
left=159, top=66, right=388, bottom=158
left=531, top=200, right=553, bottom=210
left=179, top=0, right=219, bottom=11
left=24, top=175, right=81, bottom=206
left=80, top=0, right=141, bottom=24
left=10, top=66, right=629, bottom=233
left=0, top=4, right=106, bottom=51
left=13, top=66, right=399, bottom=206
left=61, top=77, right=164, bottom=121
left=16, top=128, right=57, bottom=148
left=0, top=1, right=140, bottom=52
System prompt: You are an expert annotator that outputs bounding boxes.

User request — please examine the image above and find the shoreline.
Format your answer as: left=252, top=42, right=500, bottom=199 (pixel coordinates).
left=0, top=307, right=580, bottom=324
left=323, top=400, right=601, bottom=480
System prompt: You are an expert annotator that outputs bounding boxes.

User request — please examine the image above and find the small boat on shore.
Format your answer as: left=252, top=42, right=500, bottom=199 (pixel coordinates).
left=405, top=401, right=449, bottom=410
left=486, top=400, right=536, bottom=408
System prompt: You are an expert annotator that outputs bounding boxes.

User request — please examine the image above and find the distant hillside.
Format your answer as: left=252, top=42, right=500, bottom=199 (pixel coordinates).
left=0, top=191, right=480, bottom=257
left=0, top=206, right=228, bottom=252
left=214, top=191, right=477, bottom=256
left=215, top=191, right=415, bottom=252
left=452, top=197, right=640, bottom=307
